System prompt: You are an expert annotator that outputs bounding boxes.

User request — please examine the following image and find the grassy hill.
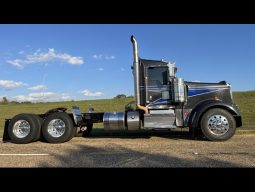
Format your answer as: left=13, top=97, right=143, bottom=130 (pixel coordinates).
left=232, top=91, right=255, bottom=130
left=0, top=91, right=254, bottom=136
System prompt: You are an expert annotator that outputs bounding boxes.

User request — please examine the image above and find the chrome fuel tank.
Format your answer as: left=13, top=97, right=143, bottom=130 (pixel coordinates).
left=126, top=111, right=140, bottom=130
left=103, top=112, right=125, bottom=130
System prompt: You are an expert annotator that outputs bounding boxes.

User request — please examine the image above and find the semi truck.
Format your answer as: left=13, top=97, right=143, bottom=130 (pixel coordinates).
left=2, top=36, right=242, bottom=144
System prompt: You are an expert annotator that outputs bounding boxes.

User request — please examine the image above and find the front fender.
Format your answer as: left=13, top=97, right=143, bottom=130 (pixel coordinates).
left=188, top=100, right=242, bottom=129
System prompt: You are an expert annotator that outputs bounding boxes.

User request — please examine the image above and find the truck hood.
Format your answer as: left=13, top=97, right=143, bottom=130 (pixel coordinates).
left=185, top=81, right=230, bottom=97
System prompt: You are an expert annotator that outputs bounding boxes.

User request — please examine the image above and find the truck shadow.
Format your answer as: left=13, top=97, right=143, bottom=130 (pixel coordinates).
left=39, top=143, right=240, bottom=167
left=84, top=129, right=206, bottom=141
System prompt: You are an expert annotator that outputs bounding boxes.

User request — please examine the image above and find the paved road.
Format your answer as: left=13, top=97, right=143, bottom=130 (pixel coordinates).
left=0, top=131, right=254, bottom=167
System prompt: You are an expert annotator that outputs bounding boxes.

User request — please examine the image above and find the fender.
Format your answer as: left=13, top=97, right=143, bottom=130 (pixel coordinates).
left=2, top=119, right=11, bottom=142
left=188, top=100, right=242, bottom=129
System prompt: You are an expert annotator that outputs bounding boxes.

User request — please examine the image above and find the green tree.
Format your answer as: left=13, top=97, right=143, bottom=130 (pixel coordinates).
left=2, top=97, right=9, bottom=104
left=114, top=94, right=127, bottom=99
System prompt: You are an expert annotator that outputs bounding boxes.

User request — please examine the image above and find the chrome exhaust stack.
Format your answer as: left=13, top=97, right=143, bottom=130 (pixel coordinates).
left=131, top=35, right=140, bottom=105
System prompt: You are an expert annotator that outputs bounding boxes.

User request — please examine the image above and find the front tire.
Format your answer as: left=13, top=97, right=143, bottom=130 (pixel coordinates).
left=200, top=108, right=236, bottom=141
left=42, top=112, right=74, bottom=143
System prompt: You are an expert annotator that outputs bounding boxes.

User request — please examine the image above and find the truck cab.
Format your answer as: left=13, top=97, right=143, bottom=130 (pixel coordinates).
left=130, top=35, right=242, bottom=139
left=138, top=59, right=184, bottom=109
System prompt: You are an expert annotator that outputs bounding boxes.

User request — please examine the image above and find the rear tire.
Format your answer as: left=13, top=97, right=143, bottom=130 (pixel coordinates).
left=65, top=125, right=77, bottom=142
left=200, top=108, right=236, bottom=141
left=32, top=115, right=43, bottom=142
left=42, top=112, right=74, bottom=143
left=8, top=114, right=40, bottom=144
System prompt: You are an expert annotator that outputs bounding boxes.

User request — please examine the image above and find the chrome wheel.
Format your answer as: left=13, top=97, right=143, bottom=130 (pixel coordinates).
left=47, top=119, right=66, bottom=138
left=207, top=115, right=229, bottom=136
left=13, top=120, right=31, bottom=138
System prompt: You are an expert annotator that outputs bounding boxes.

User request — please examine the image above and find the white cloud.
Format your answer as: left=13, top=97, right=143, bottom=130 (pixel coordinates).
left=7, top=59, right=24, bottom=69
left=93, top=54, right=103, bottom=60
left=60, top=93, right=72, bottom=101
left=28, top=85, right=47, bottom=91
left=61, top=94, right=73, bottom=101
left=13, top=92, right=56, bottom=103
left=98, top=68, right=104, bottom=71
left=105, top=55, right=115, bottom=60
left=7, top=48, right=84, bottom=69
left=191, top=80, right=201, bottom=82
left=28, top=92, right=56, bottom=99
left=0, top=80, right=26, bottom=89
left=93, top=54, right=115, bottom=60
left=81, top=89, right=103, bottom=97
left=12, top=92, right=73, bottom=103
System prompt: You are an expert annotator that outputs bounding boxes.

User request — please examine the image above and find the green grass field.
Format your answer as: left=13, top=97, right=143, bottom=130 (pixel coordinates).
left=0, top=91, right=254, bottom=136
left=231, top=91, right=255, bottom=131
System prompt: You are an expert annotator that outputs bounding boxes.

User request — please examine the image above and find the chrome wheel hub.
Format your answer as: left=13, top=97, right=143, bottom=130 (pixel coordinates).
left=13, top=120, right=31, bottom=138
left=47, top=119, right=66, bottom=138
left=208, top=115, right=229, bottom=136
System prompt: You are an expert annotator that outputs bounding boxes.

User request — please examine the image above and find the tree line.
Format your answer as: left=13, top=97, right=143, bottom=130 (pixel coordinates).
left=114, top=94, right=134, bottom=99
left=1, top=95, right=133, bottom=104
left=0, top=97, right=32, bottom=104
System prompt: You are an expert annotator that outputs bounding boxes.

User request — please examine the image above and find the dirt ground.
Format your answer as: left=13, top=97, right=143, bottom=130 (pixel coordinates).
left=0, top=131, right=254, bottom=167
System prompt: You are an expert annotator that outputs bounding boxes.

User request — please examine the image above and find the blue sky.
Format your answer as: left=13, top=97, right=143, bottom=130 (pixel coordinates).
left=0, top=24, right=254, bottom=102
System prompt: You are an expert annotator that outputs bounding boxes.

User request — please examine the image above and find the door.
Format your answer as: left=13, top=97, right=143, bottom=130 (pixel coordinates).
left=146, top=67, right=171, bottom=108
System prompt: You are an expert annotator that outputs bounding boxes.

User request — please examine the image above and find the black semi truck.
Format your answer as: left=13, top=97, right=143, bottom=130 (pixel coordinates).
left=3, top=36, right=242, bottom=144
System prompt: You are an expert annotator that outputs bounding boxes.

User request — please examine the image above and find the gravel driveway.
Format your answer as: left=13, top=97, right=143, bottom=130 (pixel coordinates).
left=0, top=131, right=254, bottom=167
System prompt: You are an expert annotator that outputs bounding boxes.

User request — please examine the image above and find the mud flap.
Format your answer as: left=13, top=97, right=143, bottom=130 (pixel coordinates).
left=2, top=119, right=11, bottom=143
